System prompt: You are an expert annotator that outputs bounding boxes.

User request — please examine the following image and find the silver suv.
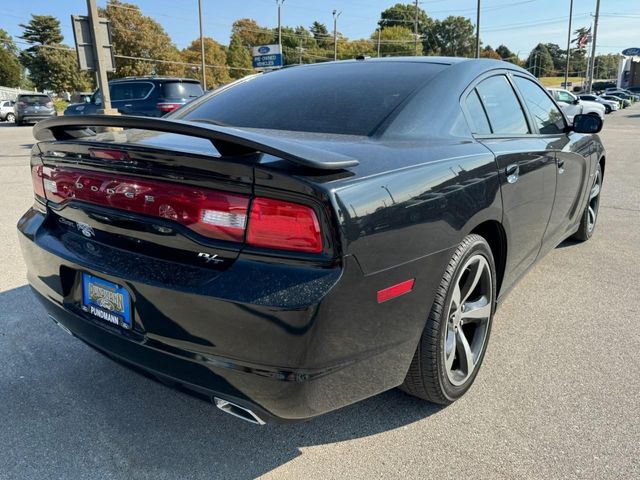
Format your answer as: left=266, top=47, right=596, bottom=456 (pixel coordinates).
left=0, top=100, right=15, bottom=122
left=14, top=93, right=56, bottom=125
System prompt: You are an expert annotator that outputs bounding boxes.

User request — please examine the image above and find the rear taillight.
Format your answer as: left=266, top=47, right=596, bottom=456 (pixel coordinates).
left=89, top=148, right=131, bottom=161
left=156, top=102, right=183, bottom=113
left=35, top=167, right=324, bottom=253
left=247, top=197, right=322, bottom=253
left=40, top=167, right=249, bottom=242
left=31, top=164, right=46, bottom=199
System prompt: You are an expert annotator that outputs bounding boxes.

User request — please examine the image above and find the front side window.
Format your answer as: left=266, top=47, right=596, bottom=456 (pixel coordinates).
left=555, top=90, right=576, bottom=104
left=475, top=75, right=529, bottom=135
left=513, top=76, right=565, bottom=134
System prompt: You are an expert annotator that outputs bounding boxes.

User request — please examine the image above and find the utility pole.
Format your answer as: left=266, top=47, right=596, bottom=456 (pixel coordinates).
left=377, top=28, right=381, bottom=57
left=564, top=0, right=574, bottom=89
left=586, top=0, right=601, bottom=92
left=198, top=0, right=206, bottom=90
left=475, top=0, right=481, bottom=58
left=86, top=0, right=115, bottom=114
left=277, top=0, right=284, bottom=54
left=414, top=0, right=419, bottom=55
left=333, top=10, right=341, bottom=61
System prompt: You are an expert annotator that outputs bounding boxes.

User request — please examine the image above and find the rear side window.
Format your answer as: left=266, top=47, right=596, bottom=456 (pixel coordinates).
left=513, top=76, right=565, bottom=134
left=179, top=62, right=444, bottom=136
left=465, top=90, right=491, bottom=134
left=110, top=82, right=154, bottom=101
left=161, top=82, right=203, bottom=99
left=476, top=75, right=529, bottom=135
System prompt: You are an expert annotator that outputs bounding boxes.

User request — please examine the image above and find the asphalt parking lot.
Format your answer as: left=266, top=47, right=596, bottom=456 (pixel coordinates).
left=0, top=109, right=638, bottom=480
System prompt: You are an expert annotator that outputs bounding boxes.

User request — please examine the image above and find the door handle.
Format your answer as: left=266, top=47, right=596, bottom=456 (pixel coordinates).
left=557, top=158, right=565, bottom=174
left=123, top=104, right=132, bottom=108
left=505, top=163, right=519, bottom=184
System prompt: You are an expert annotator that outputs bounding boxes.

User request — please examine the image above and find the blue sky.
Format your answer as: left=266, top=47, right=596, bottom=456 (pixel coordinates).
left=3, top=0, right=638, bottom=58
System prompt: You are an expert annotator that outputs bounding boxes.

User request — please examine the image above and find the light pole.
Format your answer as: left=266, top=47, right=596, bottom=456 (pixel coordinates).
left=475, top=0, right=481, bottom=58
left=414, top=0, right=419, bottom=56
left=276, top=0, right=284, bottom=54
left=586, top=0, right=601, bottom=92
left=198, top=0, right=206, bottom=90
left=333, top=9, right=341, bottom=61
left=564, top=0, right=574, bottom=89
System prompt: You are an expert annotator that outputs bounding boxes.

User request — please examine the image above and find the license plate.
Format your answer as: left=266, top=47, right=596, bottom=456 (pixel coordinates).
left=81, top=273, right=132, bottom=329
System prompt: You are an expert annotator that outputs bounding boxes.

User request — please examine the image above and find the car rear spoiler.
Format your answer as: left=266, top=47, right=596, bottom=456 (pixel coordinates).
left=33, top=115, right=360, bottom=171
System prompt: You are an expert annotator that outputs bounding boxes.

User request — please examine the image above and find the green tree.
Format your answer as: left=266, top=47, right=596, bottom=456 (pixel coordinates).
left=19, top=15, right=92, bottom=93
left=430, top=16, right=475, bottom=57
left=19, top=15, right=62, bottom=45
left=338, top=39, right=375, bottom=60
left=181, top=37, right=230, bottom=87
left=375, top=25, right=422, bottom=57
left=310, top=21, right=331, bottom=49
left=102, top=0, right=184, bottom=77
left=227, top=34, right=254, bottom=79
left=495, top=44, right=519, bottom=64
left=594, top=54, right=622, bottom=80
left=231, top=18, right=273, bottom=47
left=543, top=43, right=564, bottom=75
left=0, top=29, right=22, bottom=87
left=378, top=3, right=435, bottom=54
left=526, top=44, right=554, bottom=77
left=379, top=3, right=433, bottom=34
left=480, top=45, right=501, bottom=60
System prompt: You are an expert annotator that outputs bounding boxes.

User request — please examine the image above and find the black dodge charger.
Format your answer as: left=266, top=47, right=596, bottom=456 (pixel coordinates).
left=18, top=57, right=605, bottom=424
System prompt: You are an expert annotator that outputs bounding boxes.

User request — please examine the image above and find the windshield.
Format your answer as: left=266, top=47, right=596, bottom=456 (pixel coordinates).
left=177, top=62, right=443, bottom=136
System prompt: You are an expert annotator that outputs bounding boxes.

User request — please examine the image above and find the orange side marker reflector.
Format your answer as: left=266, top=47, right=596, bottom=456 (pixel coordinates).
left=377, top=279, right=415, bottom=303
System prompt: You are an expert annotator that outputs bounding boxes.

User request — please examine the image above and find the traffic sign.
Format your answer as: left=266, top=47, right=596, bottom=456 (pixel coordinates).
left=252, top=44, right=283, bottom=70
left=71, top=15, right=115, bottom=72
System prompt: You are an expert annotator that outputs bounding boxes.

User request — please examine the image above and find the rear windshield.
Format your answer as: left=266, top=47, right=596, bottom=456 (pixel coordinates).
left=162, top=82, right=203, bottom=99
left=19, top=95, right=51, bottom=105
left=178, top=62, right=444, bottom=136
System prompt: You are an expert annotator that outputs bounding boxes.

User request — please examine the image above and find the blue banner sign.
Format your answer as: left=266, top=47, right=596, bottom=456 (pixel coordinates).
left=252, top=44, right=283, bottom=69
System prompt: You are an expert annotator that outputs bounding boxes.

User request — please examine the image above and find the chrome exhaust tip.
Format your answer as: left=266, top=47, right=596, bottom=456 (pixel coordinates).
left=213, top=397, right=266, bottom=425
left=48, top=314, right=74, bottom=337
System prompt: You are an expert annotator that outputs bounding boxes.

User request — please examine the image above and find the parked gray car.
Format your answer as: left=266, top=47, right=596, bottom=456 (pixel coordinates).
left=14, top=93, right=56, bottom=125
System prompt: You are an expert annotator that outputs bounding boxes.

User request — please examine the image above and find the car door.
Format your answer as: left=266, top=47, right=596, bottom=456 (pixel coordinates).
left=512, top=75, right=590, bottom=255
left=464, top=74, right=556, bottom=292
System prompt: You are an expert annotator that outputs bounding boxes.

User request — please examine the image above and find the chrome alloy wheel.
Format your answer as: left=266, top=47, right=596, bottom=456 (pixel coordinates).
left=444, top=254, right=493, bottom=386
left=587, top=169, right=601, bottom=233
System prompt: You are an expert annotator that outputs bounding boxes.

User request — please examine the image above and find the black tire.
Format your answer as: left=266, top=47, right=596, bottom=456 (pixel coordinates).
left=400, top=234, right=496, bottom=404
left=572, top=163, right=603, bottom=242
left=5, top=113, right=15, bottom=123
left=604, top=105, right=611, bottom=114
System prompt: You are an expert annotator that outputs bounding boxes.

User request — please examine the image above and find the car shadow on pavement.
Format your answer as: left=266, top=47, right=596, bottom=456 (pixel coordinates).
left=555, top=238, right=582, bottom=249
left=0, top=284, right=443, bottom=480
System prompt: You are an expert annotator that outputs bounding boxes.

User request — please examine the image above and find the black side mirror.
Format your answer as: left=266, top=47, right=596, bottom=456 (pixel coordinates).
left=572, top=114, right=602, bottom=134
left=572, top=98, right=580, bottom=105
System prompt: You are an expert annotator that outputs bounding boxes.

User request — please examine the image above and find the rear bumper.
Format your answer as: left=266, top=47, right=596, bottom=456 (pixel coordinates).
left=18, top=207, right=444, bottom=421
left=18, top=114, right=56, bottom=122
